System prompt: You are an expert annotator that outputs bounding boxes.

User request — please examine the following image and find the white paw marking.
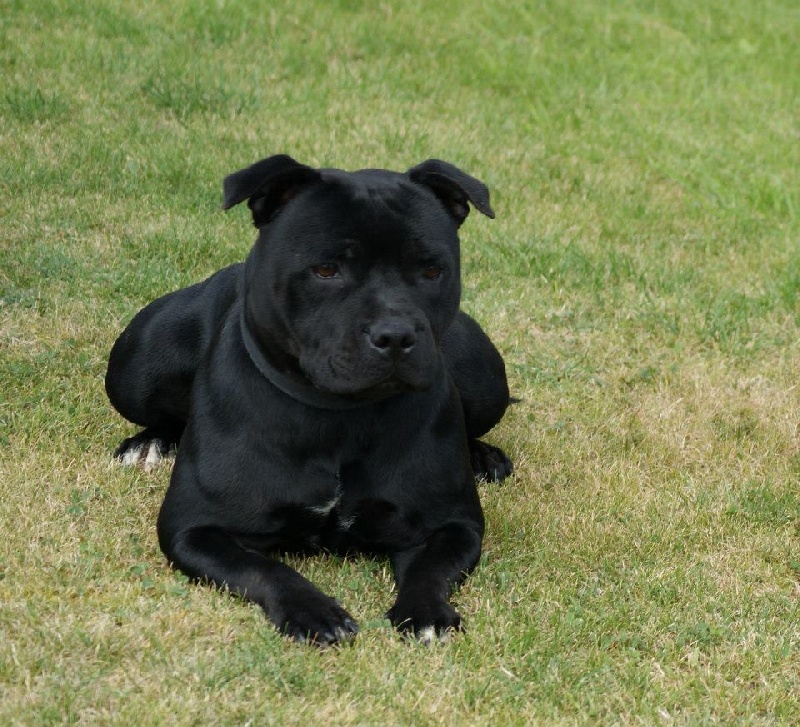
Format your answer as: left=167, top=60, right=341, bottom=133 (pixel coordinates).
left=119, top=440, right=173, bottom=470
left=309, top=496, right=339, bottom=516
left=417, top=625, right=452, bottom=645
left=121, top=444, right=146, bottom=467
left=142, top=441, right=163, bottom=473
left=308, top=484, right=342, bottom=516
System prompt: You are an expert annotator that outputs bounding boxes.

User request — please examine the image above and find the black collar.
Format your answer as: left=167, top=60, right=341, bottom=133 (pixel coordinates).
left=239, top=313, right=398, bottom=411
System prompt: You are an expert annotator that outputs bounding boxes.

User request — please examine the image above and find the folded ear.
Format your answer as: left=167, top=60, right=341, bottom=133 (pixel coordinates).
left=222, top=154, right=321, bottom=227
left=407, top=159, right=495, bottom=227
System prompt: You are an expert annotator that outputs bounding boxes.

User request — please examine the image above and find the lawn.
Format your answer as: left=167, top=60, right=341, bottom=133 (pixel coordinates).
left=2, top=0, right=799, bottom=723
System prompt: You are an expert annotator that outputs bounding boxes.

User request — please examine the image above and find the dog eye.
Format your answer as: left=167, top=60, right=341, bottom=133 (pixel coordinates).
left=312, top=263, right=340, bottom=279
left=422, top=265, right=443, bottom=280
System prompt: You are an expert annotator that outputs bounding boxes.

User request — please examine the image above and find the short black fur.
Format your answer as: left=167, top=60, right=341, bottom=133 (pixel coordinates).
left=105, top=155, right=512, bottom=645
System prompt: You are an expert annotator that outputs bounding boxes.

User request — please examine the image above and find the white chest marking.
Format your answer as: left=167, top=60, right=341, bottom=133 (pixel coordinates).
left=308, top=484, right=342, bottom=516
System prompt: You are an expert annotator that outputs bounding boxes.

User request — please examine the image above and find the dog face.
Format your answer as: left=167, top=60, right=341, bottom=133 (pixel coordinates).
left=224, top=156, right=494, bottom=398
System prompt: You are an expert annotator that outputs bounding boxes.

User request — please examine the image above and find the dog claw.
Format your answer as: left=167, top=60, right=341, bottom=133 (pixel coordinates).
left=338, top=621, right=359, bottom=642
left=280, top=611, right=359, bottom=647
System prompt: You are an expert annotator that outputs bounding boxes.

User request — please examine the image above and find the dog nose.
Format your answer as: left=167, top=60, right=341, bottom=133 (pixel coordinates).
left=367, top=319, right=417, bottom=355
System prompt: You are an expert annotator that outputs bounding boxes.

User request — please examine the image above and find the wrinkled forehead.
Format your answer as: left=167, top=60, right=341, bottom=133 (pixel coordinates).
left=275, top=168, right=453, bottom=243
left=318, top=168, right=428, bottom=217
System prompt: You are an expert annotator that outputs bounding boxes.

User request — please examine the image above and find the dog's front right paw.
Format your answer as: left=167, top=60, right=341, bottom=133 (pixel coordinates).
left=270, top=591, right=359, bottom=647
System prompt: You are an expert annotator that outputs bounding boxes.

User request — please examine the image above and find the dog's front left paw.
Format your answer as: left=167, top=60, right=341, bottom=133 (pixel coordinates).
left=386, top=595, right=463, bottom=644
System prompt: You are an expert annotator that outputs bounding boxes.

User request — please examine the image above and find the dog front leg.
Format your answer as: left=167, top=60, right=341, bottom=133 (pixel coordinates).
left=386, top=523, right=482, bottom=642
left=165, top=527, right=358, bottom=646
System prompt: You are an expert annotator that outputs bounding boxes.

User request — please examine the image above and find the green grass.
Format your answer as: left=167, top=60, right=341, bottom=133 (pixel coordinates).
left=2, top=0, right=799, bottom=723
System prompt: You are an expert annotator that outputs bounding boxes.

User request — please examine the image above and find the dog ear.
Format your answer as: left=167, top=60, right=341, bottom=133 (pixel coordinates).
left=222, top=155, right=321, bottom=227
left=407, top=159, right=495, bottom=226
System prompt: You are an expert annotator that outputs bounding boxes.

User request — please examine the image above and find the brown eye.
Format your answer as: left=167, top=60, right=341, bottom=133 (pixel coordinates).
left=422, top=265, right=443, bottom=280
left=312, top=263, right=340, bottom=279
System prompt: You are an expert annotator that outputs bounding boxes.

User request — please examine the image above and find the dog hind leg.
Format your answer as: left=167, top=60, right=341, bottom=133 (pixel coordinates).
left=115, top=426, right=183, bottom=472
left=469, top=439, right=513, bottom=482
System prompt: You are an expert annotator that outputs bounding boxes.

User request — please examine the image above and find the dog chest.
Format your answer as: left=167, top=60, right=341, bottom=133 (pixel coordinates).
left=257, top=457, right=425, bottom=554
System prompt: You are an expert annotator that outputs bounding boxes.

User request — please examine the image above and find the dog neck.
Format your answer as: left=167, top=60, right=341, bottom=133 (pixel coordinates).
left=239, top=312, right=397, bottom=411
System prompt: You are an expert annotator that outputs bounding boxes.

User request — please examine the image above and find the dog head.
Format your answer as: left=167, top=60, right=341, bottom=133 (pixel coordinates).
left=223, top=154, right=494, bottom=398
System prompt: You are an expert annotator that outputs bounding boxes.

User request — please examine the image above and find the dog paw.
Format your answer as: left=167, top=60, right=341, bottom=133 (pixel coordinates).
left=114, top=429, right=177, bottom=472
left=386, top=596, right=462, bottom=644
left=469, top=439, right=513, bottom=482
left=272, top=594, right=359, bottom=647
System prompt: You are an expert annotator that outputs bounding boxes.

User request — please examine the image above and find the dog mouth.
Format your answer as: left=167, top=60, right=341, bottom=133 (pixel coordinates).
left=301, top=357, right=432, bottom=398
left=351, top=376, right=417, bottom=397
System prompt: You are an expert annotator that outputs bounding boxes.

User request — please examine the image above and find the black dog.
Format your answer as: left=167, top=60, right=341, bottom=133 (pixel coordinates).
left=106, top=155, right=512, bottom=645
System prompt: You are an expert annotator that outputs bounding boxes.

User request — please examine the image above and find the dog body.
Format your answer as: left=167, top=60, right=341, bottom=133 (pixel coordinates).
left=106, top=156, right=511, bottom=645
